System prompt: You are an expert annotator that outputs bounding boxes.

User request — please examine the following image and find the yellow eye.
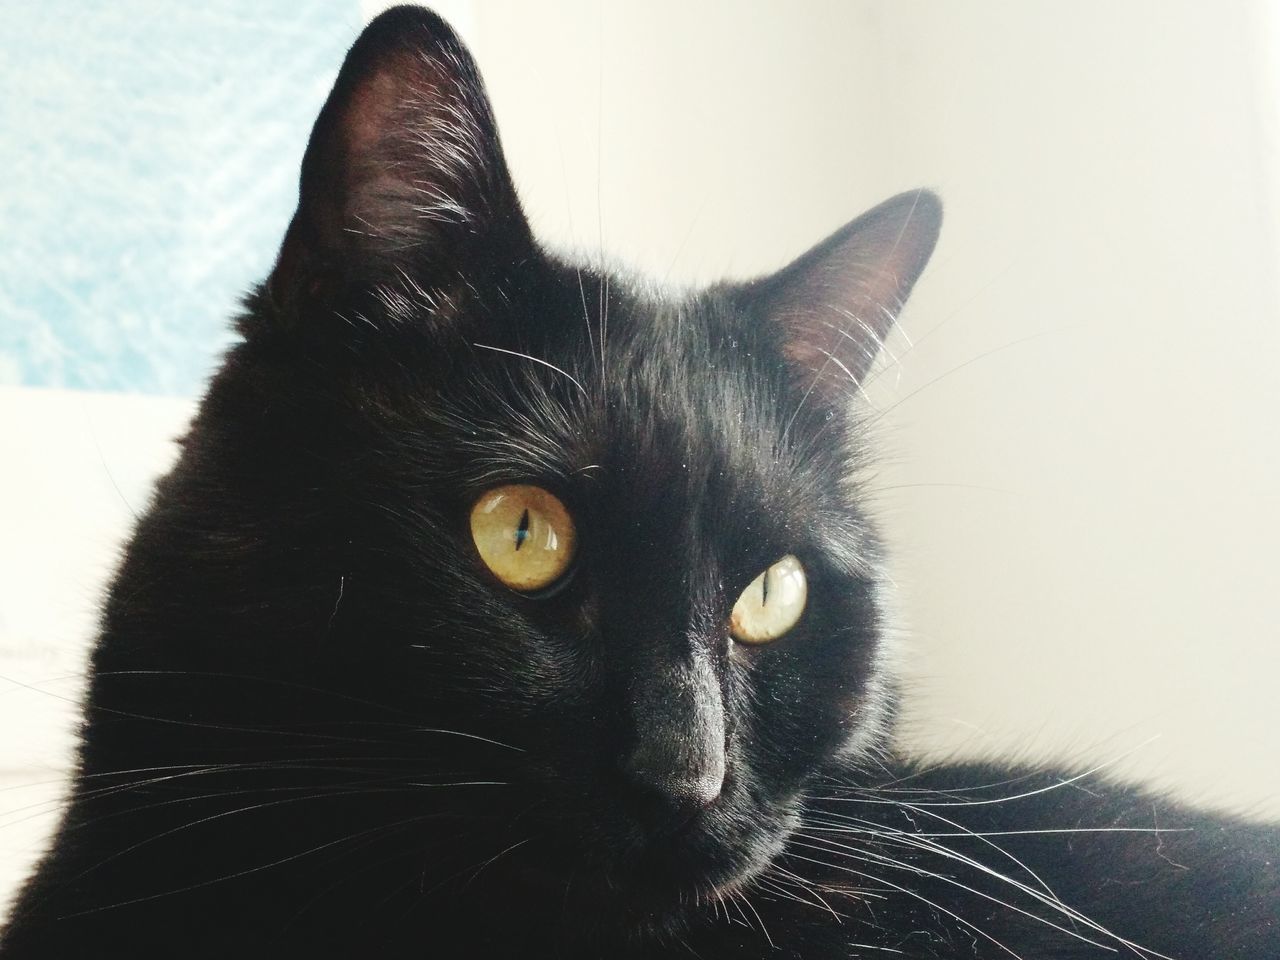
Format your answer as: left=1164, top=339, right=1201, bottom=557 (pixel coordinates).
left=729, top=554, right=807, bottom=644
left=470, top=485, right=576, bottom=592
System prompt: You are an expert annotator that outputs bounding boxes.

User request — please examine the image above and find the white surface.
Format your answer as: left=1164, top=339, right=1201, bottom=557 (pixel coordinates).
left=462, top=1, right=1280, bottom=818
left=0, top=387, right=190, bottom=908
left=4, top=0, right=1280, bottom=926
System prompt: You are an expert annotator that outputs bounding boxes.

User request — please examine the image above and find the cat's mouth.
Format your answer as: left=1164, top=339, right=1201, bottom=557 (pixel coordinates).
left=508, top=793, right=798, bottom=931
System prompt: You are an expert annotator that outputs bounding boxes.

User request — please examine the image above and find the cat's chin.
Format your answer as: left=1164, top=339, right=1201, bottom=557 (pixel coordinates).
left=510, top=803, right=798, bottom=939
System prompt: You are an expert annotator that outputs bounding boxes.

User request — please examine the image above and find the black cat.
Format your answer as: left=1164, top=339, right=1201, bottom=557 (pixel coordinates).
left=3, top=7, right=1275, bottom=958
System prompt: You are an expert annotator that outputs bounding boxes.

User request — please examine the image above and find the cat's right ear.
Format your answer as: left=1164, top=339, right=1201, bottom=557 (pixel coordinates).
left=264, top=6, right=530, bottom=328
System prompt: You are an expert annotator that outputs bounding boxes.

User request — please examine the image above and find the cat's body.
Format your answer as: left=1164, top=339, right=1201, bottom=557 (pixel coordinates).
left=3, top=7, right=1276, bottom=958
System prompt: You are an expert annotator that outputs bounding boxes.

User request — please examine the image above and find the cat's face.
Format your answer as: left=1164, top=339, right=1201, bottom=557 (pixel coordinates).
left=194, top=7, right=938, bottom=930
left=322, top=268, right=894, bottom=911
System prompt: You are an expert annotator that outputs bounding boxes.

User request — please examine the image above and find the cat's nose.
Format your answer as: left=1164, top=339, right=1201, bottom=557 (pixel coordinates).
left=624, top=757, right=724, bottom=833
left=621, top=650, right=726, bottom=833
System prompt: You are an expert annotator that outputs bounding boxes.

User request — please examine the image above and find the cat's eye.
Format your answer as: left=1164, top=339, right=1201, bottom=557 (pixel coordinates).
left=729, top=555, right=807, bottom=644
left=470, top=485, right=576, bottom=592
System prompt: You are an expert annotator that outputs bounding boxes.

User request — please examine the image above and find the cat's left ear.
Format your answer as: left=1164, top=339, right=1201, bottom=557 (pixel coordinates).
left=744, top=190, right=942, bottom=404
left=267, top=7, right=530, bottom=323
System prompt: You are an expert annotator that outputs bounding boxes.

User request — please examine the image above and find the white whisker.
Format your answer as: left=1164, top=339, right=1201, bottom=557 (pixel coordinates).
left=472, top=343, right=588, bottom=397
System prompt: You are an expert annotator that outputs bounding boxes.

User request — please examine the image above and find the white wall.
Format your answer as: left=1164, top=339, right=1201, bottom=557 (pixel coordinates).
left=421, top=0, right=1280, bottom=815
left=3, top=0, right=1278, bottom=910
left=0, top=388, right=191, bottom=905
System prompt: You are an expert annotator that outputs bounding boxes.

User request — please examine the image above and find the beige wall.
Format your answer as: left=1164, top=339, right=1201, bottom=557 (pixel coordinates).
left=431, top=1, right=1280, bottom=815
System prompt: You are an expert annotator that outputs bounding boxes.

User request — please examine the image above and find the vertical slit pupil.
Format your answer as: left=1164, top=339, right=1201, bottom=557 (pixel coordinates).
left=514, top=508, right=531, bottom=551
left=761, top=568, right=770, bottom=606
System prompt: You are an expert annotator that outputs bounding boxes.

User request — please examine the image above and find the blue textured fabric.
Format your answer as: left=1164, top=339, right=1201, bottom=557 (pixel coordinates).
left=1, top=2, right=362, bottom=395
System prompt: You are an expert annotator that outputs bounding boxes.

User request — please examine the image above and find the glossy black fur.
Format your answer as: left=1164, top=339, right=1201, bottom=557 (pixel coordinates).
left=3, top=8, right=1276, bottom=958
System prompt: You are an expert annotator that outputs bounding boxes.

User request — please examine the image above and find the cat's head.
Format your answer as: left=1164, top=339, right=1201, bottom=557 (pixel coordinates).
left=145, top=5, right=939, bottom=933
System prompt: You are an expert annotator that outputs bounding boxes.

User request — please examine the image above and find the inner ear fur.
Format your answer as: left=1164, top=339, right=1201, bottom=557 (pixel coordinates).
left=269, top=6, right=529, bottom=322
left=746, top=190, right=942, bottom=405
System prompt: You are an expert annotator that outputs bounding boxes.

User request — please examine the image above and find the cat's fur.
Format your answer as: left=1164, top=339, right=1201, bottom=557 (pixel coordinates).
left=3, top=7, right=1276, bottom=958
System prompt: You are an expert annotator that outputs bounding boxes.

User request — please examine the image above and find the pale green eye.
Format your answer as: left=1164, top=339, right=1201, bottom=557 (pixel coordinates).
left=470, top=485, right=576, bottom=592
left=729, top=554, right=807, bottom=644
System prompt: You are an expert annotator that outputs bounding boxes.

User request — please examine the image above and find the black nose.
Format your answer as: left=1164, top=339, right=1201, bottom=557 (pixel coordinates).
left=621, top=649, right=727, bottom=833
left=624, top=766, right=723, bottom=833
